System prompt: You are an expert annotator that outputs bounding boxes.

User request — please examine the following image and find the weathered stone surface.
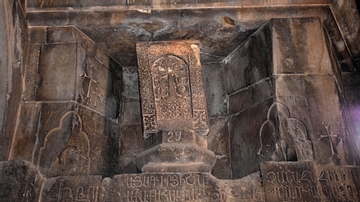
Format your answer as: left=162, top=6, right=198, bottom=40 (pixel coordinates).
left=223, top=22, right=272, bottom=94
left=22, top=45, right=40, bottom=101
left=122, top=67, right=140, bottom=101
left=272, top=18, right=332, bottom=75
left=108, top=172, right=262, bottom=201
left=78, top=106, right=121, bottom=177
left=137, top=143, right=216, bottom=172
left=38, top=111, right=91, bottom=176
left=275, top=75, right=346, bottom=165
left=9, top=102, right=42, bottom=161
left=28, top=27, right=46, bottom=45
left=40, top=175, right=108, bottom=202
left=135, top=40, right=217, bottom=173
left=228, top=78, right=275, bottom=115
left=123, top=101, right=141, bottom=125
left=207, top=118, right=230, bottom=156
left=137, top=40, right=210, bottom=137
left=202, top=63, right=227, bottom=117
left=120, top=124, right=145, bottom=158
left=212, top=155, right=232, bottom=180
left=0, top=160, right=43, bottom=202
left=258, top=102, right=314, bottom=162
left=2, top=1, right=360, bottom=201
left=36, top=44, right=77, bottom=100
left=47, top=26, right=76, bottom=44
left=0, top=0, right=28, bottom=160
left=261, top=161, right=360, bottom=202
left=230, top=98, right=275, bottom=179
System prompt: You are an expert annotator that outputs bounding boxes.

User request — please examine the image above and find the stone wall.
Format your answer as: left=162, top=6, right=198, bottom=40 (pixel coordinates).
left=1, top=0, right=360, bottom=201
left=0, top=0, right=28, bottom=161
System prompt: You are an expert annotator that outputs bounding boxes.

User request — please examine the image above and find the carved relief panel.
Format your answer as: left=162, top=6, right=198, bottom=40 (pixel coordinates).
left=136, top=41, right=209, bottom=138
left=38, top=111, right=90, bottom=177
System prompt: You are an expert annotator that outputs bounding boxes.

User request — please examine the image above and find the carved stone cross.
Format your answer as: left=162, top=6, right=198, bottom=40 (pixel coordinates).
left=318, top=123, right=342, bottom=164
left=135, top=40, right=215, bottom=173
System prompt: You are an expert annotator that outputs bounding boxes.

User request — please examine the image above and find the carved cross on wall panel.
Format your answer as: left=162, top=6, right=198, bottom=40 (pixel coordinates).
left=136, top=40, right=209, bottom=138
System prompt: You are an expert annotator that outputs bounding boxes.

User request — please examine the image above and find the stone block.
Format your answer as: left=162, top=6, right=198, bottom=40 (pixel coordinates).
left=136, top=143, right=216, bottom=172
left=228, top=78, right=275, bottom=115
left=202, top=63, right=227, bottom=117
left=207, top=118, right=229, bottom=155
left=258, top=101, right=314, bottom=162
left=41, top=175, right=108, bottom=202
left=47, top=26, right=76, bottom=44
left=230, top=98, right=274, bottom=179
left=10, top=102, right=42, bottom=161
left=77, top=54, right=120, bottom=119
left=120, top=124, right=145, bottom=157
left=78, top=106, right=121, bottom=176
left=122, top=67, right=139, bottom=101
left=272, top=18, right=332, bottom=75
left=0, top=160, right=43, bottom=202
left=226, top=172, right=264, bottom=201
left=80, top=0, right=127, bottom=7
left=108, top=173, right=227, bottom=201
left=34, top=102, right=75, bottom=168
left=22, top=45, right=40, bottom=101
left=106, top=172, right=262, bottom=201
left=223, top=22, right=272, bottom=94
left=36, top=44, right=77, bottom=101
left=127, top=0, right=152, bottom=6
left=27, top=0, right=39, bottom=7
left=161, top=130, right=207, bottom=147
left=27, top=12, right=69, bottom=27
left=38, top=111, right=91, bottom=177
left=28, top=27, right=46, bottom=45
left=222, top=39, right=249, bottom=94
left=118, top=157, right=139, bottom=174
left=123, top=101, right=141, bottom=125
left=136, top=40, right=209, bottom=137
left=212, top=155, right=232, bottom=179
left=261, top=161, right=318, bottom=201
left=275, top=75, right=346, bottom=165
left=261, top=162, right=360, bottom=202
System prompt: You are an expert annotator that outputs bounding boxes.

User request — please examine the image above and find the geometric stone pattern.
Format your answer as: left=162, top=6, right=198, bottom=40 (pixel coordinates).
left=136, top=40, right=209, bottom=138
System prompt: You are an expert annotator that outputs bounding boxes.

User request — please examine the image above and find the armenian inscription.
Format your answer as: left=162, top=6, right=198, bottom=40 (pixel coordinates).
left=109, top=173, right=226, bottom=202
left=261, top=162, right=360, bottom=202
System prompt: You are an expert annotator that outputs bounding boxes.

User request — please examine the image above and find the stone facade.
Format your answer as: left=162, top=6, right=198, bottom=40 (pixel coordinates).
left=1, top=0, right=360, bottom=201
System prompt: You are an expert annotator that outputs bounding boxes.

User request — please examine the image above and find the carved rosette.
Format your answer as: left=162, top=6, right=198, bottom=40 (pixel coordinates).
left=136, top=41, right=209, bottom=138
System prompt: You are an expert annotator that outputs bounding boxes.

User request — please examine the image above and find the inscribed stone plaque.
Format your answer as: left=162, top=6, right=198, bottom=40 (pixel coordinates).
left=315, top=165, right=360, bottom=202
left=40, top=175, right=108, bottom=202
left=261, top=161, right=320, bottom=201
left=108, top=173, right=227, bottom=202
left=261, top=162, right=360, bottom=202
left=136, top=40, right=209, bottom=138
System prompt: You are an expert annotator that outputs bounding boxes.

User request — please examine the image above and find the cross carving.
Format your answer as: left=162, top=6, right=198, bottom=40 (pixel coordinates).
left=318, top=122, right=342, bottom=164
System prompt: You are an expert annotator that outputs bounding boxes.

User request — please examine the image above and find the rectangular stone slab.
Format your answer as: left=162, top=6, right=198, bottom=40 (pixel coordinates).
left=261, top=162, right=360, bottom=202
left=107, top=172, right=249, bottom=202
left=136, top=40, right=209, bottom=138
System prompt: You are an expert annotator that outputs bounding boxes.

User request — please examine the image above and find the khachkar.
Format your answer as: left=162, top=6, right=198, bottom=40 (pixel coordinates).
left=135, top=40, right=214, bottom=173
left=106, top=41, right=264, bottom=202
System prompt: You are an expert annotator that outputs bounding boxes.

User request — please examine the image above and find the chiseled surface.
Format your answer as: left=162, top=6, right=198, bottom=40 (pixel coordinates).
left=1, top=0, right=360, bottom=201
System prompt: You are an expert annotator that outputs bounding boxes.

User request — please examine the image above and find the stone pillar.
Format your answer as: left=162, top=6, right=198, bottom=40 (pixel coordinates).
left=135, top=40, right=216, bottom=173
